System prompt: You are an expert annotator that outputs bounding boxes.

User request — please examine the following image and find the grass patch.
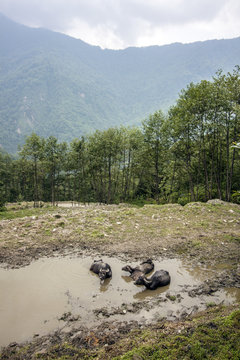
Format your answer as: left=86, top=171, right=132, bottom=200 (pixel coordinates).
left=94, top=216, right=105, bottom=223
left=114, top=309, right=240, bottom=360
left=223, top=235, right=240, bottom=244
left=44, top=229, right=53, bottom=236
left=89, top=230, right=105, bottom=239
left=0, top=207, right=55, bottom=220
left=206, top=302, right=217, bottom=308
left=191, top=240, right=204, bottom=248
left=166, top=294, right=177, bottom=301
left=34, top=343, right=92, bottom=359
left=23, top=223, right=32, bottom=228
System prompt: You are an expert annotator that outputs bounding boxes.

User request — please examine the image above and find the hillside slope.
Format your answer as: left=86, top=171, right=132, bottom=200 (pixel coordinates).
left=0, top=13, right=240, bottom=153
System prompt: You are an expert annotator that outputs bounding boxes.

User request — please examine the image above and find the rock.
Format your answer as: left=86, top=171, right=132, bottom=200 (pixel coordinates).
left=71, top=331, right=83, bottom=340
left=69, top=315, right=80, bottom=322
left=126, top=304, right=135, bottom=312
left=207, top=199, right=226, bottom=205
left=36, top=348, right=48, bottom=355
left=9, top=342, right=18, bottom=348
left=59, top=312, right=71, bottom=321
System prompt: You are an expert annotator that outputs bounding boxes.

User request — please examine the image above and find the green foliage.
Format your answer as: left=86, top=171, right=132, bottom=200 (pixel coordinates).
left=1, top=14, right=240, bottom=154
left=0, top=199, right=6, bottom=212
left=168, top=66, right=240, bottom=203
left=1, top=68, right=240, bottom=205
left=141, top=111, right=169, bottom=203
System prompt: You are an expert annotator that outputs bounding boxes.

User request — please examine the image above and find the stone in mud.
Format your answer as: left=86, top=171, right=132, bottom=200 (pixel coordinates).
left=126, top=304, right=135, bottom=312
left=70, top=331, right=83, bottom=340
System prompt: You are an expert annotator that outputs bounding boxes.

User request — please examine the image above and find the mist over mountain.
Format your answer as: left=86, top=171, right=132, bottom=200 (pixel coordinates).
left=1, top=13, right=240, bottom=153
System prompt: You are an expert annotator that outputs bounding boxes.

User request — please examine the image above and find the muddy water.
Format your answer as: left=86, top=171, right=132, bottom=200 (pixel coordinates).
left=0, top=256, right=239, bottom=347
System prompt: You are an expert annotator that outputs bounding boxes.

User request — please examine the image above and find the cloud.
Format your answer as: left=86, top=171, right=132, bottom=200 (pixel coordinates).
left=0, top=0, right=240, bottom=49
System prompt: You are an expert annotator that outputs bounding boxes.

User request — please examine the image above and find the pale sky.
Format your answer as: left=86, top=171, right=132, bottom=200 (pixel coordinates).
left=0, top=0, right=240, bottom=49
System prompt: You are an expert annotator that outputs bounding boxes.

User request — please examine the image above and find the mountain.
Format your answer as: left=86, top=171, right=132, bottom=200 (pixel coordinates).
left=1, top=13, right=240, bottom=153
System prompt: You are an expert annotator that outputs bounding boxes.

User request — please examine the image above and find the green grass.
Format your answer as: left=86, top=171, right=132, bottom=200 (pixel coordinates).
left=223, top=235, right=240, bottom=244
left=206, top=302, right=217, bottom=308
left=89, top=230, right=105, bottom=239
left=114, top=309, right=240, bottom=360
left=0, top=207, right=55, bottom=220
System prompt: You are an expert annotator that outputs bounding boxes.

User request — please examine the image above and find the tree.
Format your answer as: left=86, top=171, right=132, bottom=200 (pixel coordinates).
left=141, top=111, right=168, bottom=203
left=67, top=137, right=90, bottom=203
left=87, top=128, right=123, bottom=203
left=0, top=151, right=11, bottom=209
left=44, top=136, right=67, bottom=205
left=120, top=127, right=144, bottom=201
left=19, top=133, right=45, bottom=207
left=168, top=67, right=240, bottom=203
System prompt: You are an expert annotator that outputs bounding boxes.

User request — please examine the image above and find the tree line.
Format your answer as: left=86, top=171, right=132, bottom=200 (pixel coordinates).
left=1, top=67, right=240, bottom=207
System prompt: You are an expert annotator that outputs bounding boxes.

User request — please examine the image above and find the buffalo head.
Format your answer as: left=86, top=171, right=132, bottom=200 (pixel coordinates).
left=99, top=267, right=111, bottom=282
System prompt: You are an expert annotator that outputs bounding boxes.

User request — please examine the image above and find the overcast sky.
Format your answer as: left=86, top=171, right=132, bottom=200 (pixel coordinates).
left=0, top=0, right=240, bottom=49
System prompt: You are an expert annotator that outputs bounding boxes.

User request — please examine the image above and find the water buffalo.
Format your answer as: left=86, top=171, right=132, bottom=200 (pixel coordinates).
left=134, top=269, right=170, bottom=290
left=122, top=259, right=154, bottom=281
left=90, top=259, right=112, bottom=283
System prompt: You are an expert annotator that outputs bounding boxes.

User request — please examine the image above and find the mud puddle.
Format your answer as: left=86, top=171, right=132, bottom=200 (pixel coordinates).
left=0, top=256, right=239, bottom=348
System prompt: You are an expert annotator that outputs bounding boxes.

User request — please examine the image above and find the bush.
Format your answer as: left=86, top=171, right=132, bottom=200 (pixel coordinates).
left=177, top=195, right=189, bottom=206
left=0, top=198, right=7, bottom=212
left=231, top=191, right=240, bottom=204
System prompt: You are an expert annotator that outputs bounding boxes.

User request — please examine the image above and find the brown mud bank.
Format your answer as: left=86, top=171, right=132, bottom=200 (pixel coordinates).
left=1, top=303, right=240, bottom=359
left=0, top=201, right=239, bottom=358
left=0, top=200, right=240, bottom=269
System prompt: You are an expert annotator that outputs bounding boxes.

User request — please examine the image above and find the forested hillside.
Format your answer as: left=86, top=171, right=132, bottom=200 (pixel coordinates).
left=1, top=68, right=240, bottom=206
left=1, top=13, right=240, bottom=153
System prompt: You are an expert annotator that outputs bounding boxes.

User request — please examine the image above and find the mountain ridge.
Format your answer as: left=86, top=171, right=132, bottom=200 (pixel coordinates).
left=0, top=13, right=240, bottom=153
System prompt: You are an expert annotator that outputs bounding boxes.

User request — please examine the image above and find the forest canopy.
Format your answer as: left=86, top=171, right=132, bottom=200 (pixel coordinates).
left=1, top=67, right=240, bottom=207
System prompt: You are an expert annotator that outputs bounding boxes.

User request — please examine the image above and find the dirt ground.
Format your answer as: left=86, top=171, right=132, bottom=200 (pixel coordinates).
left=0, top=200, right=239, bottom=359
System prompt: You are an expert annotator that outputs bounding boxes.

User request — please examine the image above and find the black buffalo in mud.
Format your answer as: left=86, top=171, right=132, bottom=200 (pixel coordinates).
left=134, top=269, right=170, bottom=290
left=90, top=260, right=112, bottom=283
left=122, top=259, right=154, bottom=281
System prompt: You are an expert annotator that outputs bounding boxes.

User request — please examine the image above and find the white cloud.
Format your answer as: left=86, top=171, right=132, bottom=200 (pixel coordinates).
left=67, top=18, right=125, bottom=49
left=0, top=0, right=240, bottom=49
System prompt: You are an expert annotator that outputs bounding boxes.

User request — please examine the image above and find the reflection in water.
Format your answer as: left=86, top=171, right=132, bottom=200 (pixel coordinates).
left=100, top=278, right=111, bottom=292
left=0, top=255, right=238, bottom=348
left=121, top=275, right=133, bottom=283
left=90, top=268, right=112, bottom=292
left=134, top=283, right=171, bottom=300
